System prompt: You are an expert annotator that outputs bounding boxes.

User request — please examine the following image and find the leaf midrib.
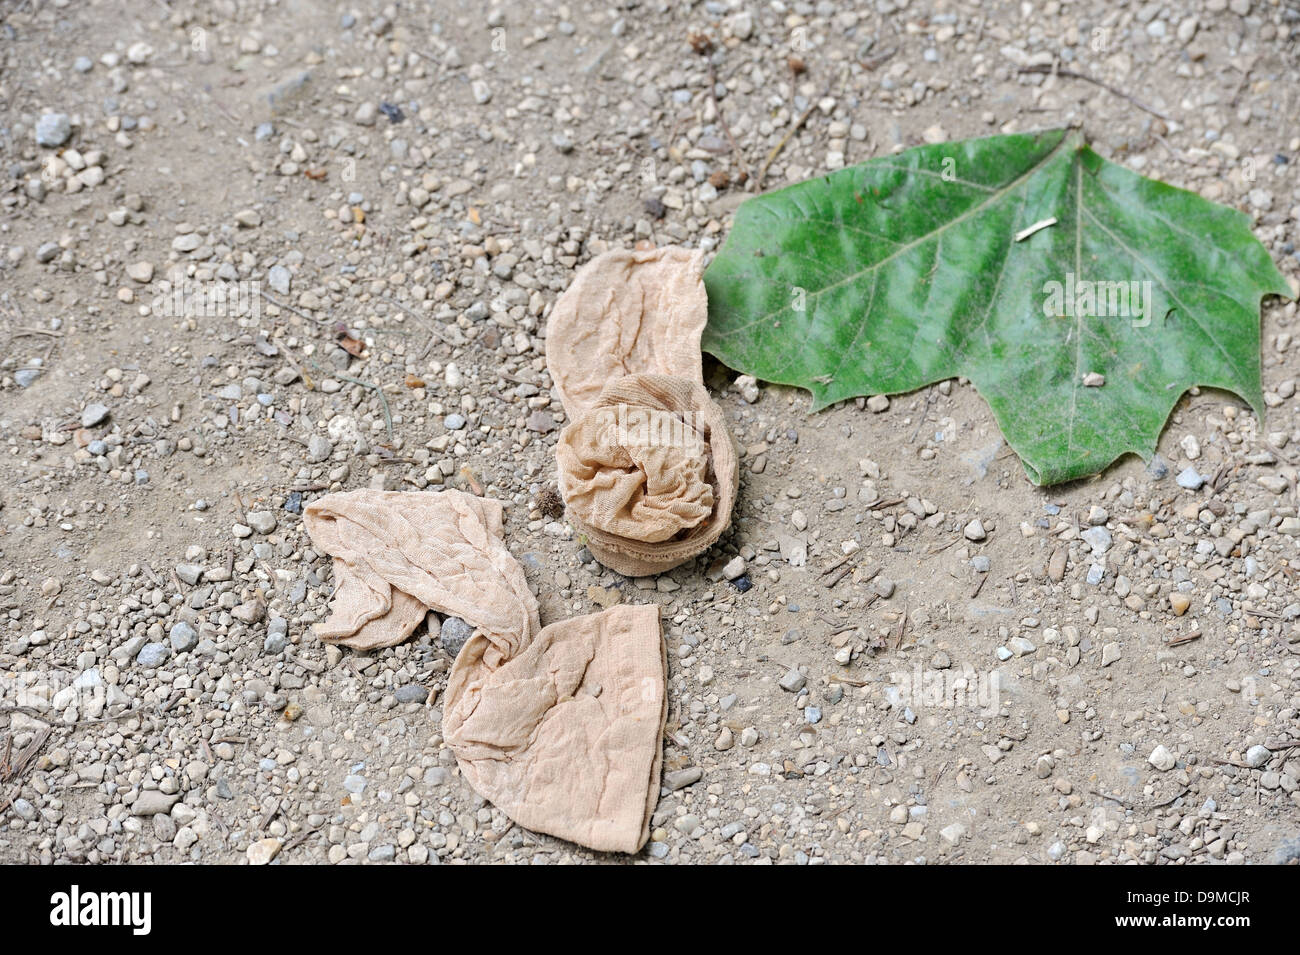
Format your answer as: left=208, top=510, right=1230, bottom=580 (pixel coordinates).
left=720, top=129, right=1080, bottom=335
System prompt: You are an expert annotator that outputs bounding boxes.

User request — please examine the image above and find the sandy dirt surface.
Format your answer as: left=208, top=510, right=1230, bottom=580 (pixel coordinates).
left=1, top=0, right=1298, bottom=864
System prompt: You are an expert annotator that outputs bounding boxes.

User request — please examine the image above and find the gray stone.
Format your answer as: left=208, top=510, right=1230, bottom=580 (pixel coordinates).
left=526, top=410, right=555, bottom=433
left=36, top=112, right=72, bottom=147
left=1100, top=641, right=1122, bottom=666
left=663, top=767, right=703, bottom=791
left=268, top=265, right=291, bottom=295
left=1245, top=744, right=1270, bottom=768
left=131, top=790, right=179, bottom=816
left=168, top=621, right=198, bottom=653
left=307, top=435, right=333, bottom=462
left=1009, top=636, right=1036, bottom=656
left=1081, top=526, right=1112, bottom=556
left=395, top=685, right=428, bottom=703
left=135, top=642, right=169, bottom=667
left=81, top=403, right=110, bottom=428
left=439, top=616, right=474, bottom=657
left=1176, top=467, right=1204, bottom=490
left=778, top=668, right=806, bottom=693
left=247, top=511, right=277, bottom=534
left=175, top=563, right=202, bottom=585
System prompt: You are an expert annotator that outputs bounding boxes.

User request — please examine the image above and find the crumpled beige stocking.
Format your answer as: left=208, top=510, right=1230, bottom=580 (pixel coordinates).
left=304, top=488, right=667, bottom=854
left=546, top=246, right=738, bottom=577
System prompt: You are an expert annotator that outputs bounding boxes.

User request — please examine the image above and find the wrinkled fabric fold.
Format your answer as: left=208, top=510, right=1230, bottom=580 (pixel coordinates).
left=304, top=488, right=667, bottom=854
left=546, top=246, right=738, bottom=577
left=557, top=373, right=738, bottom=578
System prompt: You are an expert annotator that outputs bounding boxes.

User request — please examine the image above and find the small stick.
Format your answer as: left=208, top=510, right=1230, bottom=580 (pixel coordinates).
left=707, top=60, right=751, bottom=183
left=258, top=288, right=329, bottom=325
left=756, top=92, right=824, bottom=190
left=823, top=563, right=854, bottom=588
left=829, top=674, right=869, bottom=687
left=1017, top=64, right=1172, bottom=122
left=284, top=823, right=324, bottom=852
left=926, top=537, right=962, bottom=557
left=311, top=360, right=393, bottom=440
left=818, top=554, right=852, bottom=576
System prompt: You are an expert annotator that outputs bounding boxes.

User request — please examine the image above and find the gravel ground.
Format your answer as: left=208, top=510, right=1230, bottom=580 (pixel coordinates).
left=1, top=0, right=1298, bottom=865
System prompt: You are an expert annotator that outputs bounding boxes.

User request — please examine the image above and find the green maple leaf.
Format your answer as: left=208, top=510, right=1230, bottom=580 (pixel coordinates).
left=702, top=128, right=1291, bottom=485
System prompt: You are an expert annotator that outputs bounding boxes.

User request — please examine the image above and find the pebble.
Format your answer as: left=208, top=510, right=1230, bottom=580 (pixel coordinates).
left=722, top=556, right=746, bottom=581
left=440, top=616, right=474, bottom=657
left=1176, top=467, right=1204, bottom=490
left=1008, top=636, right=1036, bottom=656
left=268, top=265, right=292, bottom=295
left=135, top=642, right=169, bottom=667
left=1149, top=745, right=1177, bottom=772
left=81, top=403, right=110, bottom=428
left=963, top=519, right=986, bottom=541
left=663, top=767, right=703, bottom=791
left=175, top=563, right=203, bottom=585
left=1245, top=745, right=1270, bottom=768
left=307, top=435, right=333, bottom=462
left=778, top=669, right=806, bottom=693
left=247, top=838, right=282, bottom=865
left=35, top=112, right=72, bottom=147
left=247, top=511, right=277, bottom=534
left=395, top=685, right=428, bottom=703
left=1081, top=526, right=1112, bottom=556
left=132, top=790, right=179, bottom=816
left=169, top=621, right=198, bottom=653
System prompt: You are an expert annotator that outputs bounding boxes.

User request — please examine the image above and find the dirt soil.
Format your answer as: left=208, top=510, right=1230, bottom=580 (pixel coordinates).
left=1, top=0, right=1298, bottom=865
